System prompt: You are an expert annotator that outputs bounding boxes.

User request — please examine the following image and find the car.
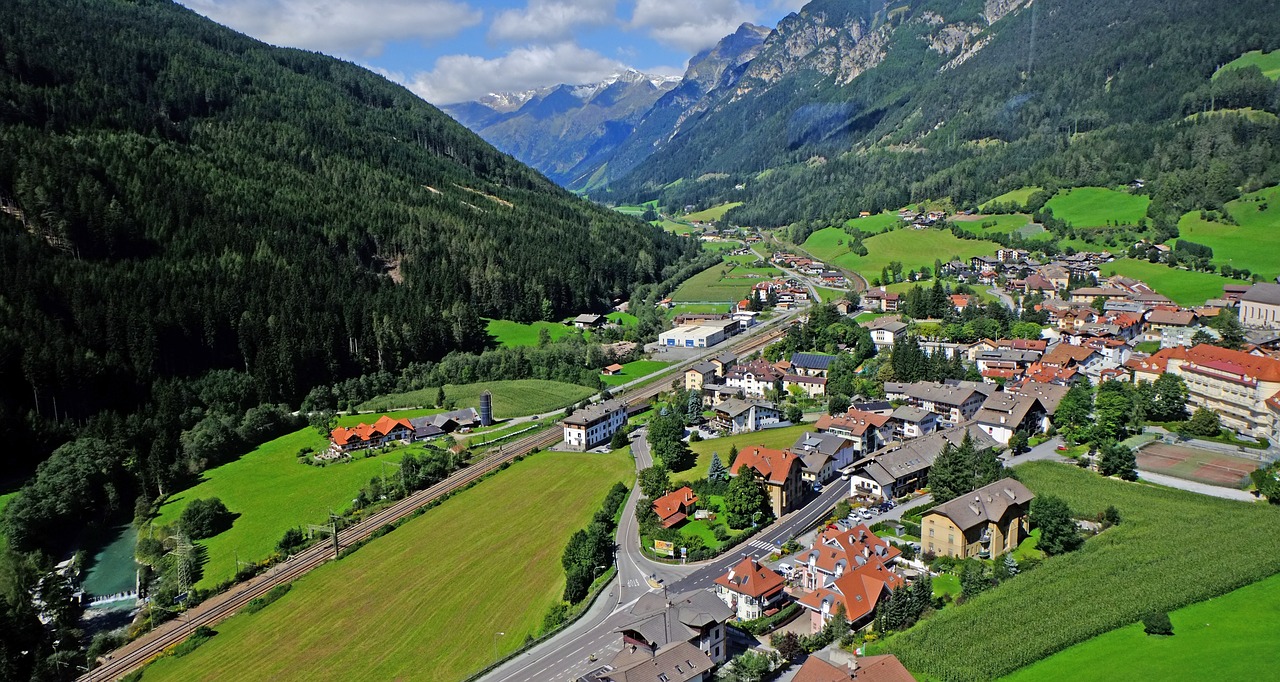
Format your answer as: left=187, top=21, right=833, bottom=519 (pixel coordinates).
left=860, top=509, right=874, bottom=519
left=812, top=482, right=822, bottom=492
left=778, top=562, right=793, bottom=575
left=839, top=471, right=851, bottom=480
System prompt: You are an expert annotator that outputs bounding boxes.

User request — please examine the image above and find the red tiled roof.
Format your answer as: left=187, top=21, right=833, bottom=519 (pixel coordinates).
left=851, top=655, right=916, bottom=682
left=731, top=446, right=802, bottom=485
left=1180, top=344, right=1280, bottom=382
left=714, top=557, right=785, bottom=599
left=816, top=410, right=892, bottom=436
left=652, top=486, right=697, bottom=525
left=798, top=560, right=903, bottom=623
left=791, top=657, right=853, bottom=682
left=1043, top=344, right=1098, bottom=367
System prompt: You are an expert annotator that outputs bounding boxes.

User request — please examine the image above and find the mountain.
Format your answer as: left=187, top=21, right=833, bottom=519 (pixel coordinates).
left=0, top=0, right=696, bottom=499
left=605, top=0, right=1280, bottom=227
left=443, top=70, right=681, bottom=186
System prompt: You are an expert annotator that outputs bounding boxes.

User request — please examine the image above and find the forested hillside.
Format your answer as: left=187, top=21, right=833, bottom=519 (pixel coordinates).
left=0, top=0, right=693, bottom=541
left=608, top=0, right=1280, bottom=228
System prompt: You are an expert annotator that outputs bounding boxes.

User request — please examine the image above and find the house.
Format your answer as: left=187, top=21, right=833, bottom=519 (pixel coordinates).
left=1022, top=273, right=1056, bottom=295
left=1012, top=381, right=1069, bottom=419
left=814, top=410, right=894, bottom=455
left=834, top=299, right=857, bottom=316
left=849, top=426, right=999, bottom=500
left=784, top=374, right=828, bottom=398
left=1239, top=283, right=1280, bottom=329
left=591, top=641, right=713, bottom=682
left=1126, top=344, right=1280, bottom=440
left=883, top=381, right=987, bottom=424
left=792, top=431, right=858, bottom=471
left=1223, top=284, right=1252, bottom=302
left=713, top=398, right=781, bottom=434
left=328, top=415, right=414, bottom=456
left=863, top=288, right=901, bottom=313
left=949, top=294, right=974, bottom=312
left=563, top=399, right=628, bottom=451
left=1068, top=287, right=1131, bottom=304
left=652, top=486, right=698, bottom=529
left=714, top=557, right=786, bottom=621
left=685, top=361, right=719, bottom=392
left=1041, top=343, right=1103, bottom=372
left=613, top=590, right=735, bottom=664
left=922, top=478, right=1035, bottom=559
left=791, top=653, right=914, bottom=682
left=974, top=393, right=1046, bottom=445
left=574, top=313, right=606, bottom=329
left=729, top=446, right=807, bottom=517
left=724, top=359, right=784, bottom=398
left=603, top=363, right=625, bottom=376
left=974, top=349, right=1042, bottom=373
left=889, top=405, right=937, bottom=439
left=710, top=351, right=737, bottom=377
left=794, top=525, right=904, bottom=633
left=790, top=352, right=837, bottom=377
left=862, top=317, right=908, bottom=351
left=699, top=383, right=742, bottom=407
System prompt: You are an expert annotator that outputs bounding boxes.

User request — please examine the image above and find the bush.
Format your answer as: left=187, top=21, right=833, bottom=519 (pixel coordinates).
left=1142, top=611, right=1174, bottom=636
left=243, top=584, right=292, bottom=615
left=172, top=625, right=217, bottom=657
left=713, top=525, right=730, bottom=542
left=732, top=602, right=802, bottom=635
left=179, top=498, right=234, bottom=539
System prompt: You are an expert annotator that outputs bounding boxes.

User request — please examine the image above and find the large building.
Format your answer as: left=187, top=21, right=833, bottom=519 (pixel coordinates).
left=883, top=381, right=989, bottom=424
left=794, top=524, right=904, bottom=633
left=659, top=324, right=729, bottom=349
left=849, top=426, right=999, bottom=500
left=1127, top=344, right=1280, bottom=440
left=712, top=398, right=780, bottom=434
left=1239, top=283, right=1280, bottom=329
left=922, top=478, right=1034, bottom=559
left=713, top=557, right=787, bottom=621
left=562, top=399, right=628, bottom=451
left=973, top=393, right=1046, bottom=445
left=613, top=590, right=734, bottom=664
left=729, top=446, right=806, bottom=518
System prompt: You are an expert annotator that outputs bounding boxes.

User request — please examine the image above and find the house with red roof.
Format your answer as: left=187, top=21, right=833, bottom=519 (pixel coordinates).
left=652, top=486, right=698, bottom=529
left=729, top=446, right=806, bottom=517
left=713, top=557, right=786, bottom=620
left=793, top=523, right=904, bottom=633
left=328, top=415, right=413, bottom=457
left=1126, top=344, right=1280, bottom=440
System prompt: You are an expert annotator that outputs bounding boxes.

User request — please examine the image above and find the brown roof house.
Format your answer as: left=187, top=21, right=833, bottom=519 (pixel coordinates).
left=729, top=446, right=807, bottom=517
left=652, top=486, right=698, bottom=529
left=613, top=590, right=735, bottom=665
left=922, top=478, right=1034, bottom=559
left=713, top=556, right=787, bottom=621
left=791, top=652, right=914, bottom=682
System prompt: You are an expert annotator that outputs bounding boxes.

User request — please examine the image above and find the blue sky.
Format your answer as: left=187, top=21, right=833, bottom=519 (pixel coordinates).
left=180, top=0, right=807, bottom=104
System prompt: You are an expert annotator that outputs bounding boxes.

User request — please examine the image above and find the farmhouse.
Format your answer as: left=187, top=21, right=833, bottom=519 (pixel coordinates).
left=652, top=486, right=698, bottom=529
left=602, top=363, right=625, bottom=375
left=574, top=313, right=606, bottom=329
left=328, top=415, right=413, bottom=456
left=922, top=478, right=1034, bottom=559
left=713, top=557, right=786, bottom=621
left=562, top=399, right=628, bottom=451
left=729, top=446, right=806, bottom=517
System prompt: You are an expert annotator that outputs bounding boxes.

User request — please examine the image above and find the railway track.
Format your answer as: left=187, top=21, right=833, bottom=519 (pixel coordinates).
left=82, top=325, right=788, bottom=681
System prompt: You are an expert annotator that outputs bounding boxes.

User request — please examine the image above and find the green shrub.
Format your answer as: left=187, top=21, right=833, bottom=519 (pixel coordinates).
left=1142, top=611, right=1174, bottom=635
left=179, top=498, right=233, bottom=540
left=172, top=625, right=217, bottom=657
left=243, top=584, right=292, bottom=615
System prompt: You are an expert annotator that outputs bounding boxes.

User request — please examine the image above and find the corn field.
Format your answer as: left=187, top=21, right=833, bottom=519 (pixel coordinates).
left=882, top=461, right=1280, bottom=681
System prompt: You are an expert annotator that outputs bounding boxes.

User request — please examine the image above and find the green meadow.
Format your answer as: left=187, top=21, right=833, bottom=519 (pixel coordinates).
left=1175, top=184, right=1280, bottom=279
left=1044, top=187, right=1150, bottom=227
left=684, top=202, right=743, bottom=222
left=1215, top=49, right=1280, bottom=80
left=355, top=379, right=595, bottom=418
left=1104, top=259, right=1236, bottom=306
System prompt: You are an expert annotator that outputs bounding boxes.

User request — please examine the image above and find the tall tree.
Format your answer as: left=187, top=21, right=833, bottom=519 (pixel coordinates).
left=1030, top=495, right=1081, bottom=555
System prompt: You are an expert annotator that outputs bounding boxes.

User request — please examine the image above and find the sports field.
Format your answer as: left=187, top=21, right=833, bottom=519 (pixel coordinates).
left=485, top=319, right=577, bottom=347
left=824, top=228, right=1000, bottom=282
left=1175, top=184, right=1280, bottom=279
left=1135, top=441, right=1257, bottom=488
left=1002, top=572, right=1280, bottom=681
left=1044, top=187, right=1150, bottom=227
left=671, top=261, right=781, bottom=302
left=1103, top=258, right=1236, bottom=306
left=1215, top=49, right=1280, bottom=80
left=141, top=451, right=635, bottom=682
left=601, top=360, right=673, bottom=387
left=673, top=423, right=814, bottom=483
left=684, top=202, right=742, bottom=222
left=980, top=186, right=1043, bottom=210
left=356, top=379, right=595, bottom=418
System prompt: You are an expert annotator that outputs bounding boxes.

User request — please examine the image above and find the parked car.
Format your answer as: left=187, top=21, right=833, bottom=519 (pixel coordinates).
left=839, top=471, right=851, bottom=480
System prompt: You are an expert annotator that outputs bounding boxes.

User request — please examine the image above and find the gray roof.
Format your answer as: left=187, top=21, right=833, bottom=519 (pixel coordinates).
left=891, top=405, right=934, bottom=424
left=617, top=591, right=733, bottom=648
left=563, top=399, right=628, bottom=426
left=863, top=317, right=908, bottom=333
left=716, top=398, right=776, bottom=418
left=854, top=425, right=996, bottom=484
left=927, top=478, right=1035, bottom=532
left=713, top=351, right=738, bottom=366
left=800, top=450, right=833, bottom=473
left=975, top=349, right=1042, bottom=364
left=1014, top=382, right=1070, bottom=415
left=688, top=361, right=718, bottom=375
left=897, top=381, right=982, bottom=407
left=1242, top=283, right=1280, bottom=306
left=791, top=431, right=851, bottom=457
left=974, top=393, right=1043, bottom=430
left=597, top=641, right=715, bottom=682
left=789, top=352, right=836, bottom=371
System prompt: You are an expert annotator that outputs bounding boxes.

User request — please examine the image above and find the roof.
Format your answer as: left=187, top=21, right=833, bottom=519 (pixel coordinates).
left=851, top=655, right=916, bottom=682
left=331, top=415, right=413, bottom=445
left=1013, top=381, right=1070, bottom=414
left=1071, top=287, right=1130, bottom=298
left=997, top=338, right=1048, bottom=352
left=1042, top=344, right=1099, bottom=367
left=974, top=393, right=1043, bottom=429
left=730, top=446, right=802, bottom=485
left=791, top=352, right=836, bottom=371
left=574, top=313, right=605, bottom=324
left=688, top=361, right=718, bottom=375
left=862, top=317, right=908, bottom=333
left=652, top=487, right=697, bottom=526
left=890, top=405, right=933, bottom=424
left=1180, top=344, right=1280, bottom=382
left=1242, top=283, right=1280, bottom=306
left=563, top=399, right=628, bottom=426
left=854, top=426, right=998, bottom=484
left=617, top=591, right=734, bottom=648
left=893, top=381, right=981, bottom=407
left=815, top=410, right=892, bottom=436
left=598, top=641, right=714, bottom=682
left=1147, top=309, right=1197, bottom=326
left=792, top=656, right=853, bottom=682
left=925, top=478, right=1035, bottom=532
left=797, top=559, right=902, bottom=623
left=713, top=351, right=737, bottom=365
left=714, top=557, right=785, bottom=599
left=784, top=374, right=828, bottom=386
left=716, top=398, right=777, bottom=418
left=604, top=363, right=625, bottom=372
left=793, top=431, right=854, bottom=457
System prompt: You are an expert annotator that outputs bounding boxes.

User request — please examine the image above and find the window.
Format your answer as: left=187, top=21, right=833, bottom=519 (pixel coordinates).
left=948, top=534, right=954, bottom=543
left=928, top=528, right=934, bottom=537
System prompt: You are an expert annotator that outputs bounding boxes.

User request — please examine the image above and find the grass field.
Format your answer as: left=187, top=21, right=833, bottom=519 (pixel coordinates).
left=881, top=461, right=1280, bottom=681
left=953, top=213, right=1031, bottom=235
left=1044, top=187, right=1150, bottom=227
left=684, top=202, right=743, bottom=222
left=980, top=187, right=1043, bottom=210
left=801, top=227, right=863, bottom=264
left=356, top=379, right=595, bottom=419
left=613, top=200, right=657, bottom=216
left=141, top=451, right=635, bottom=682
left=666, top=303, right=732, bottom=316
left=1102, top=258, right=1236, bottom=306
left=601, top=360, right=673, bottom=387
left=672, top=424, right=814, bottom=482
left=671, top=261, right=781, bottom=302
left=1174, top=184, right=1280, bottom=279
left=1216, top=49, right=1280, bottom=80
left=657, top=219, right=696, bottom=234
left=607, top=311, right=638, bottom=327
left=1002, top=572, right=1280, bottom=681
left=702, top=240, right=745, bottom=253
left=485, top=319, right=577, bottom=347
left=811, top=228, right=999, bottom=283
left=842, top=212, right=903, bottom=234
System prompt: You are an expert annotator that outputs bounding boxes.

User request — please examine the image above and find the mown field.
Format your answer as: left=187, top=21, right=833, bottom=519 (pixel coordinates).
left=1216, top=49, right=1280, bottom=80
left=880, top=279, right=994, bottom=303
left=671, top=261, right=780, bottom=302
left=672, top=423, right=815, bottom=483
left=1044, top=187, right=1150, bottom=227
left=842, top=212, right=903, bottom=234
left=601, top=360, right=673, bottom=387
left=1102, top=258, right=1236, bottom=306
left=1002, top=571, right=1280, bottom=681
left=141, top=451, right=635, bottom=682
left=812, top=228, right=999, bottom=282
left=952, top=213, right=1031, bottom=235
left=485, top=318, right=577, bottom=347
left=980, top=186, right=1042, bottom=209
left=684, top=202, right=743, bottom=222
left=1174, top=184, right=1280, bottom=280
left=881, top=461, right=1280, bottom=682
left=355, top=379, right=595, bottom=419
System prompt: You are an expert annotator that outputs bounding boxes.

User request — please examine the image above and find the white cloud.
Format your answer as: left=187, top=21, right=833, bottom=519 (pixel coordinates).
left=629, top=0, right=760, bottom=52
left=181, top=0, right=482, bottom=57
left=770, top=0, right=809, bottom=11
left=408, top=42, right=627, bottom=104
left=489, top=0, right=616, bottom=43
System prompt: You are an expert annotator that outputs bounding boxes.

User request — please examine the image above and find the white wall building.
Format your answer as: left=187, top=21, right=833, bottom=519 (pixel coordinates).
left=562, top=399, right=628, bottom=451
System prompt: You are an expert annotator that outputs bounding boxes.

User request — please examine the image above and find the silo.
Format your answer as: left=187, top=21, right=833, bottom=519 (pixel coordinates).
left=479, top=390, right=493, bottom=426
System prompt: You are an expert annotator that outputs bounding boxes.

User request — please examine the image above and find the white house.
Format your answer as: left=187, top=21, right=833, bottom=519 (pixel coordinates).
left=563, top=399, right=628, bottom=451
